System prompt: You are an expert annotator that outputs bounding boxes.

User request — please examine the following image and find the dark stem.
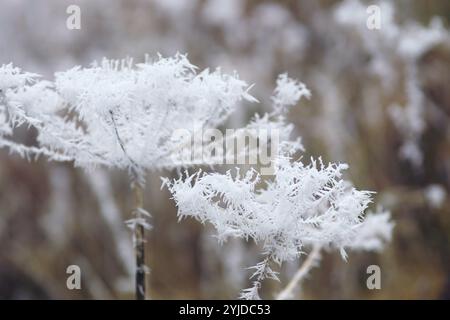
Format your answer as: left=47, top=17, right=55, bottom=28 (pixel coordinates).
left=132, top=182, right=146, bottom=300
left=109, top=110, right=147, bottom=299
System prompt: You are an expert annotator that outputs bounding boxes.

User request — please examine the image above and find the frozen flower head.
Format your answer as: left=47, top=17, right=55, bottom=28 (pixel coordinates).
left=166, top=157, right=392, bottom=260
left=165, top=156, right=393, bottom=299
left=1, top=54, right=314, bottom=184
left=1, top=54, right=260, bottom=178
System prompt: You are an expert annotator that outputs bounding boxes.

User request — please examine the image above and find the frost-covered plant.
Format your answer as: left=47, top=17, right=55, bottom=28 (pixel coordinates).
left=0, top=55, right=262, bottom=299
left=165, top=79, right=394, bottom=299
left=165, top=158, right=393, bottom=299
left=2, top=55, right=258, bottom=173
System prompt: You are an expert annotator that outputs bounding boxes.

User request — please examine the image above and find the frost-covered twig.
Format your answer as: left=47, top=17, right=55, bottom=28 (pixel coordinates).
left=276, top=245, right=321, bottom=300
left=130, top=182, right=148, bottom=300
left=239, top=255, right=278, bottom=300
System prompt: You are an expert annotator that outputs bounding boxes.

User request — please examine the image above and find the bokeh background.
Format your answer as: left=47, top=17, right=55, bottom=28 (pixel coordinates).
left=0, top=0, right=449, bottom=299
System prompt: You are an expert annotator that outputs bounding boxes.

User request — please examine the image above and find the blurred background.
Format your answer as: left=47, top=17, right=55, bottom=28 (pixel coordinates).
left=0, top=0, right=449, bottom=299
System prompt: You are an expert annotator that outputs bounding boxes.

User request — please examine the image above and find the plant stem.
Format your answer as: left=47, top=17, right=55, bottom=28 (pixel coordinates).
left=276, top=245, right=321, bottom=300
left=110, top=109, right=148, bottom=299
left=132, top=181, right=146, bottom=300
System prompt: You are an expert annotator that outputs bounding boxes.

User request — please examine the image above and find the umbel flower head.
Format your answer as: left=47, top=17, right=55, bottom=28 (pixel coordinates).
left=1, top=57, right=313, bottom=185
left=164, top=156, right=393, bottom=299
left=165, top=156, right=393, bottom=256
left=0, top=54, right=259, bottom=179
